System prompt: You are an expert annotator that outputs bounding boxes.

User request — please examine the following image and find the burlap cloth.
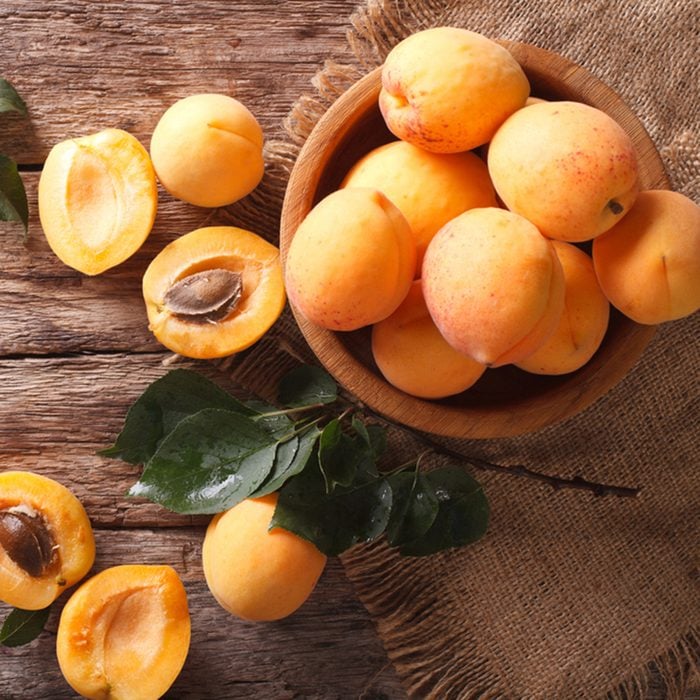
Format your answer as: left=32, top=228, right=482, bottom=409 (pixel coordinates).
left=220, top=1, right=700, bottom=697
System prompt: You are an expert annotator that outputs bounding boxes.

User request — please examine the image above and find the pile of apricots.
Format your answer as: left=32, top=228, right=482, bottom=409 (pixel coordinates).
left=286, top=27, right=700, bottom=399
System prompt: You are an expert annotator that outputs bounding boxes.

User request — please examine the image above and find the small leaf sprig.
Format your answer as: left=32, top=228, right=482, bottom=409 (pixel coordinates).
left=101, top=366, right=490, bottom=557
left=0, top=606, right=51, bottom=648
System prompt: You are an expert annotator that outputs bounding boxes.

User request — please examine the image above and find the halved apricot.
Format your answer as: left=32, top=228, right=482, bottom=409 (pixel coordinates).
left=38, top=128, right=158, bottom=275
left=56, top=564, right=190, bottom=700
left=0, top=471, right=95, bottom=610
left=142, top=226, right=286, bottom=358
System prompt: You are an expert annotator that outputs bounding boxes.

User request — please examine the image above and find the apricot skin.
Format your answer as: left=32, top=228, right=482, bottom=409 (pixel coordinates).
left=150, top=93, right=264, bottom=208
left=202, top=494, right=327, bottom=622
left=142, top=226, right=286, bottom=359
left=516, top=242, right=610, bottom=375
left=372, top=281, right=485, bottom=399
left=341, top=141, right=497, bottom=272
left=56, top=564, right=190, bottom=700
left=38, top=128, right=157, bottom=275
left=285, top=188, right=416, bottom=331
left=0, top=471, right=95, bottom=610
left=593, top=190, right=700, bottom=324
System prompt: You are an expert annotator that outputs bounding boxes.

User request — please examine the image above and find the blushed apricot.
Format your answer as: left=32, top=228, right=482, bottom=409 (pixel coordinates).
left=341, top=141, right=497, bottom=271
left=0, top=471, right=95, bottom=610
left=150, top=93, right=264, bottom=207
left=56, top=564, right=190, bottom=700
left=285, top=188, right=416, bottom=331
left=202, top=494, right=327, bottom=622
left=593, top=190, right=700, bottom=324
left=372, top=281, right=485, bottom=398
left=516, top=242, right=610, bottom=375
left=38, top=128, right=157, bottom=275
left=142, top=226, right=285, bottom=359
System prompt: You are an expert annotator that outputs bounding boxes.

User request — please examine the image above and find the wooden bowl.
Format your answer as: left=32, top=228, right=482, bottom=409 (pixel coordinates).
left=280, top=42, right=668, bottom=439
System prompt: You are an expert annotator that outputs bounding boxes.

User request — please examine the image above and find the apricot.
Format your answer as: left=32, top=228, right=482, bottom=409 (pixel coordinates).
left=150, top=93, right=264, bottom=207
left=422, top=208, right=565, bottom=367
left=202, top=493, right=326, bottom=622
left=379, top=27, right=529, bottom=153
left=592, top=190, right=700, bottom=324
left=0, top=471, right=95, bottom=610
left=56, top=564, right=190, bottom=700
left=285, top=188, right=416, bottom=331
left=516, top=242, right=610, bottom=375
left=38, top=128, right=157, bottom=275
left=341, top=141, right=497, bottom=271
left=142, top=225, right=285, bottom=359
left=372, top=281, right=485, bottom=398
left=488, top=100, right=640, bottom=242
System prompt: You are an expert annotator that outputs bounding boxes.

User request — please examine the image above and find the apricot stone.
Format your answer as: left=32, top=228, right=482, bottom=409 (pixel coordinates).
left=342, top=141, right=497, bottom=271
left=202, top=494, right=327, bottom=622
left=38, top=128, right=157, bottom=275
left=0, top=471, right=95, bottom=610
left=422, top=208, right=565, bottom=367
left=379, top=27, right=529, bottom=153
left=56, top=564, right=190, bottom=700
left=142, top=226, right=285, bottom=359
left=592, top=190, right=700, bottom=324
left=372, top=280, right=485, bottom=398
left=150, top=93, right=264, bottom=207
left=516, top=242, right=610, bottom=375
left=285, top=188, right=416, bottom=331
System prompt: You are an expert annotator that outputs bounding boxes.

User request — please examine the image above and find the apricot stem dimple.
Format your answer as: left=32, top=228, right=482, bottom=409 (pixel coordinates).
left=164, top=268, right=243, bottom=324
left=0, top=508, right=56, bottom=578
left=607, top=199, right=624, bottom=215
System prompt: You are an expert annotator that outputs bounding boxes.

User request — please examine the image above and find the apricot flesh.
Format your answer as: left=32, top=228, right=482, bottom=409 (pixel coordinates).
left=516, top=242, right=610, bottom=375
left=56, top=564, right=190, bottom=700
left=341, top=141, right=497, bottom=271
left=285, top=188, right=416, bottom=331
left=150, top=93, right=264, bottom=207
left=142, top=226, right=286, bottom=359
left=202, top=493, right=327, bottom=622
left=372, top=280, right=485, bottom=398
left=593, top=190, right=700, bottom=324
left=0, top=471, right=95, bottom=610
left=38, top=128, right=157, bottom=275
left=422, top=208, right=565, bottom=367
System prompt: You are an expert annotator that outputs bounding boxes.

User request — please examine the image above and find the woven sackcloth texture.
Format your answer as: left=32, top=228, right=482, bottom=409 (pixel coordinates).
left=217, top=1, right=699, bottom=698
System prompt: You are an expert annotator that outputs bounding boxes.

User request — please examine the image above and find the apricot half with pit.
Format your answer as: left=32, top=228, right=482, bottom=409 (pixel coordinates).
left=0, top=471, right=95, bottom=610
left=142, top=226, right=285, bottom=359
left=56, top=564, right=190, bottom=700
left=38, top=128, right=157, bottom=275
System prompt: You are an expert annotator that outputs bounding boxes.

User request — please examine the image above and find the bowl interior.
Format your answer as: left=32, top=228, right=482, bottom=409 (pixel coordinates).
left=280, top=41, right=668, bottom=439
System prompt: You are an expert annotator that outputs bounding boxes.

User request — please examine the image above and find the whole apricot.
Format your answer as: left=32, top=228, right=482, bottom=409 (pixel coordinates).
left=592, top=190, right=700, bottom=324
left=56, top=564, right=190, bottom=700
left=202, top=494, right=327, bottom=622
left=488, top=100, right=640, bottom=242
left=422, top=208, right=565, bottom=367
left=0, top=471, right=95, bottom=610
left=150, top=93, right=264, bottom=207
left=284, top=188, right=416, bottom=331
left=342, top=141, right=497, bottom=271
left=379, top=27, right=529, bottom=153
left=38, top=128, right=157, bottom=275
left=372, top=281, right=485, bottom=398
left=142, top=226, right=285, bottom=359
left=516, top=242, right=610, bottom=375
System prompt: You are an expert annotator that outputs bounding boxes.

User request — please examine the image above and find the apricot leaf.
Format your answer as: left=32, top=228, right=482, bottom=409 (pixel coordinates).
left=278, top=365, right=337, bottom=408
left=0, top=606, right=51, bottom=648
left=318, top=419, right=362, bottom=491
left=353, top=419, right=387, bottom=459
left=0, top=78, right=27, bottom=115
left=0, top=154, right=28, bottom=235
left=386, top=470, right=439, bottom=547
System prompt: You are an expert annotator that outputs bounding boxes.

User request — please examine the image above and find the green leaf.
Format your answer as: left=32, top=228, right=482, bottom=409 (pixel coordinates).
left=278, top=365, right=337, bottom=408
left=272, top=455, right=393, bottom=556
left=0, top=154, right=28, bottom=236
left=128, top=408, right=278, bottom=514
left=318, top=419, right=362, bottom=491
left=245, top=399, right=293, bottom=438
left=366, top=424, right=387, bottom=459
left=386, top=470, right=439, bottom=547
left=0, top=606, right=51, bottom=647
left=0, top=79, right=27, bottom=115
left=101, top=369, right=253, bottom=465
left=398, top=467, right=489, bottom=557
